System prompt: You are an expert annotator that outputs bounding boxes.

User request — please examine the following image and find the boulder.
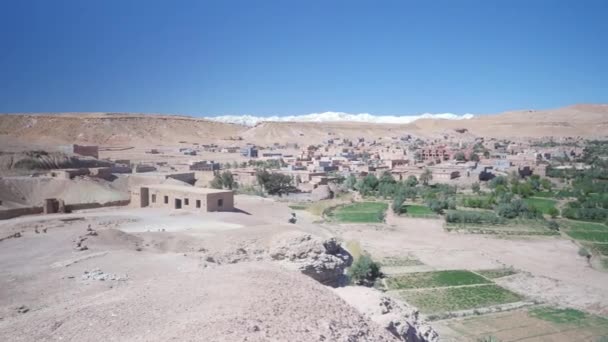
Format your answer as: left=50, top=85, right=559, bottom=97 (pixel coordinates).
left=311, top=185, right=333, bottom=201
left=269, top=232, right=352, bottom=286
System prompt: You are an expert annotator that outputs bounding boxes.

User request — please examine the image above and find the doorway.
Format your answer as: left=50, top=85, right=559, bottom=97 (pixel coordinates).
left=175, top=198, right=182, bottom=209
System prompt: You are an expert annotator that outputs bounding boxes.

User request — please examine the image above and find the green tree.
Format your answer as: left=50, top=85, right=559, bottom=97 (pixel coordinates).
left=483, top=150, right=490, bottom=158
left=405, top=175, right=419, bottom=187
left=210, top=174, right=223, bottom=189
left=220, top=171, right=236, bottom=189
left=548, top=207, right=560, bottom=219
left=469, top=152, right=480, bottom=162
left=541, top=178, right=553, bottom=191
left=256, top=170, right=296, bottom=196
left=454, top=151, right=466, bottom=161
left=392, top=194, right=405, bottom=214
left=348, top=254, right=382, bottom=286
left=420, top=169, right=433, bottom=186
left=344, top=174, right=357, bottom=189
left=472, top=182, right=481, bottom=193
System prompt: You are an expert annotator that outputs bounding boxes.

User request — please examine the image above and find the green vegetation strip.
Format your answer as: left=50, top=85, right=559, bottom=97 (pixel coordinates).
left=566, top=230, right=608, bottom=243
left=326, top=202, right=388, bottom=223
left=563, top=220, right=608, bottom=232
left=584, top=243, right=608, bottom=256
left=288, top=204, right=308, bottom=210
left=529, top=306, right=608, bottom=328
left=381, top=256, right=424, bottom=267
left=397, top=285, right=522, bottom=314
left=524, top=197, right=557, bottom=214
left=475, top=268, right=518, bottom=279
left=386, top=270, right=490, bottom=290
left=400, top=204, right=437, bottom=217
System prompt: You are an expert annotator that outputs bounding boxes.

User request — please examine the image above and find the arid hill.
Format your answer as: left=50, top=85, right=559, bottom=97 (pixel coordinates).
left=0, top=104, right=606, bottom=147
left=0, top=113, right=246, bottom=147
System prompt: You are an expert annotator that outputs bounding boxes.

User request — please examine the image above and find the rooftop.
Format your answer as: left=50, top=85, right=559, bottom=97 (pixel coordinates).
left=144, top=184, right=233, bottom=194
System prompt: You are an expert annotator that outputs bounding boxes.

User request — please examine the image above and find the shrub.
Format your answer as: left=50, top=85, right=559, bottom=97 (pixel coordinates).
left=547, top=207, right=560, bottom=218
left=578, top=247, right=591, bottom=258
left=547, top=220, right=560, bottom=231
left=445, top=210, right=505, bottom=225
left=392, top=194, right=405, bottom=214
left=472, top=182, right=481, bottom=193
left=477, top=336, right=501, bottom=342
left=348, top=254, right=382, bottom=286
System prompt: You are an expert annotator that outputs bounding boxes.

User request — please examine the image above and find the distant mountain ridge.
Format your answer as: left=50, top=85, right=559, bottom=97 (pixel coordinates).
left=0, top=104, right=606, bottom=146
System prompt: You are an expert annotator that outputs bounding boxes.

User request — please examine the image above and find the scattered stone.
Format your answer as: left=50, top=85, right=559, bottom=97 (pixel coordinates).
left=0, top=232, right=22, bottom=242
left=334, top=287, right=439, bottom=342
left=81, top=268, right=128, bottom=282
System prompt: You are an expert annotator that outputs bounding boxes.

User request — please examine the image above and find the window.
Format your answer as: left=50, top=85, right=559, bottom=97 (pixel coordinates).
left=218, top=199, right=223, bottom=207
left=196, top=200, right=201, bottom=208
left=164, top=196, right=168, bottom=204
left=184, top=198, right=189, bottom=206
left=151, top=194, right=156, bottom=203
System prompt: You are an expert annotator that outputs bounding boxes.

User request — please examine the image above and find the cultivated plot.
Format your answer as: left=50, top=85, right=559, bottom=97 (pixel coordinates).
left=326, top=202, right=388, bottom=223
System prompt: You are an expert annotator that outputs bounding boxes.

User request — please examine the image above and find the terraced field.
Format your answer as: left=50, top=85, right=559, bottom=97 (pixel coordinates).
left=326, top=202, right=388, bottom=223
left=445, top=218, right=560, bottom=236
left=475, top=268, right=518, bottom=279
left=435, top=306, right=608, bottom=341
left=399, top=204, right=438, bottom=218
left=386, top=270, right=490, bottom=290
left=524, top=197, right=558, bottom=215
left=397, top=284, right=523, bottom=315
left=386, top=269, right=525, bottom=317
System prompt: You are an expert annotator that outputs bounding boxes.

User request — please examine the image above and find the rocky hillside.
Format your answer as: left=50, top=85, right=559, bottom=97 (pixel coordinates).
left=0, top=113, right=246, bottom=146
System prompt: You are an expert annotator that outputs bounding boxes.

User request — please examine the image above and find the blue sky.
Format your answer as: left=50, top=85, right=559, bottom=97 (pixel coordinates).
left=1, top=0, right=607, bottom=116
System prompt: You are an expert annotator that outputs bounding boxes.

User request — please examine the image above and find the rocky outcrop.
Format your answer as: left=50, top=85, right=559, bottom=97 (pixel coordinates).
left=311, top=184, right=333, bottom=201
left=334, top=286, right=439, bottom=342
left=269, top=232, right=352, bottom=286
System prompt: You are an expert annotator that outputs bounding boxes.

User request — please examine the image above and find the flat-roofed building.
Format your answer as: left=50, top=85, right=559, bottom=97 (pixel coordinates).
left=134, top=184, right=234, bottom=212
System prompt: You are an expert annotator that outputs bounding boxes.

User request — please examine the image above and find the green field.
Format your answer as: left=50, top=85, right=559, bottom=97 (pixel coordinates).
left=326, top=202, right=388, bottom=223
left=400, top=204, right=436, bottom=217
left=446, top=218, right=559, bottom=236
left=584, top=243, right=608, bottom=256
left=534, top=191, right=557, bottom=198
left=475, top=268, right=518, bottom=279
left=524, top=197, right=558, bottom=215
left=566, top=230, right=608, bottom=242
left=529, top=306, right=608, bottom=328
left=288, top=204, right=308, bottom=210
left=397, top=285, right=523, bottom=314
left=563, top=220, right=608, bottom=232
left=381, top=256, right=424, bottom=267
left=386, top=270, right=491, bottom=290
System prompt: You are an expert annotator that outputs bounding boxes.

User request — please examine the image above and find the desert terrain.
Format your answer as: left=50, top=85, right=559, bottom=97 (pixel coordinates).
left=1, top=105, right=608, bottom=341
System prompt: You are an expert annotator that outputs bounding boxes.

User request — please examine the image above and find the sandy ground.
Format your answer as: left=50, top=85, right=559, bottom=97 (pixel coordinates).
left=1, top=195, right=608, bottom=341
left=0, top=198, right=397, bottom=341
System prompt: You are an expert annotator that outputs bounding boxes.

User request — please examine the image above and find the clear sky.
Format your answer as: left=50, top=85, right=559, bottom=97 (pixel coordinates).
left=1, top=0, right=607, bottom=116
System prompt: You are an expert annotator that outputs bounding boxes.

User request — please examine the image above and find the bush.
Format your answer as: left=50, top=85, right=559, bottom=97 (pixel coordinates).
left=446, top=210, right=506, bottom=225
left=547, top=220, right=560, bottom=231
left=547, top=207, right=560, bottom=218
left=392, top=194, right=405, bottom=214
left=348, top=254, right=382, bottom=286
left=578, top=247, right=591, bottom=258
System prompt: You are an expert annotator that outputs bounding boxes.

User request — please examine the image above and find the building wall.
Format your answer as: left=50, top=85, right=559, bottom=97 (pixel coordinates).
left=142, top=187, right=234, bottom=212
left=206, top=192, right=235, bottom=212
left=73, top=145, right=99, bottom=159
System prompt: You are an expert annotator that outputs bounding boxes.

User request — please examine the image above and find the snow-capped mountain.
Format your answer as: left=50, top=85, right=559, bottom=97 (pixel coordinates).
left=205, top=111, right=474, bottom=126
